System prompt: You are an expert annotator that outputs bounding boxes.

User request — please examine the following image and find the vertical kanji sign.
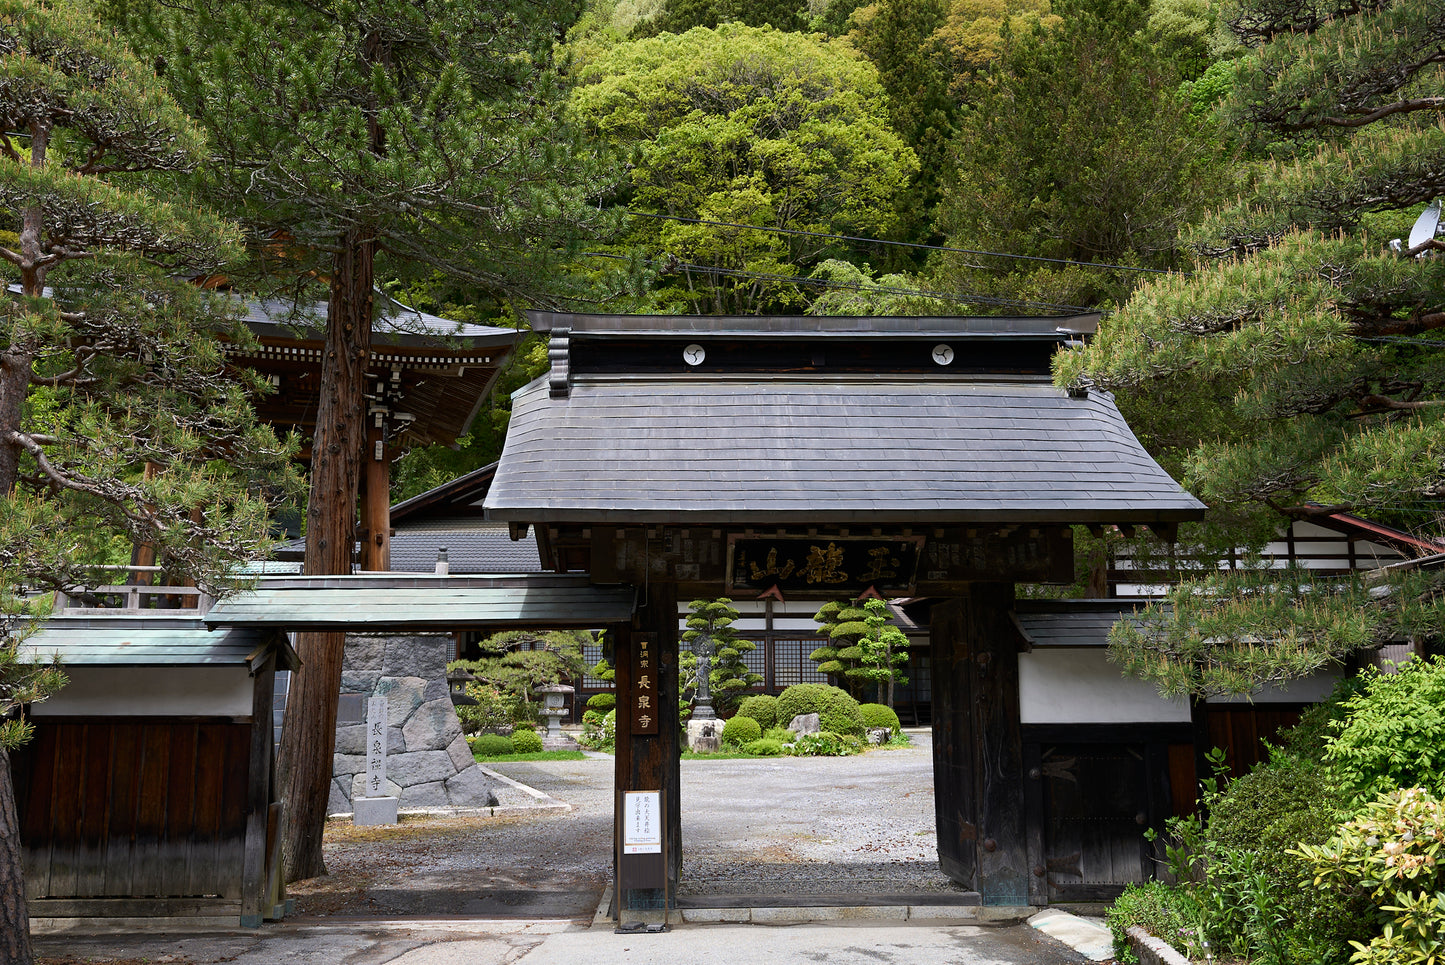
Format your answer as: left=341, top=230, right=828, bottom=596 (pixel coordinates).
left=631, top=633, right=658, bottom=735
left=365, top=695, right=388, bottom=797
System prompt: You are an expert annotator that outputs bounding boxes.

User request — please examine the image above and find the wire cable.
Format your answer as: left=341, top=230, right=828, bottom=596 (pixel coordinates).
left=579, top=250, right=1102, bottom=315
left=625, top=209, right=1177, bottom=277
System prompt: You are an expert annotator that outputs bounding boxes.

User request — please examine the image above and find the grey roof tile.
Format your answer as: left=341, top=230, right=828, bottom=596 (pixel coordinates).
left=485, top=378, right=1204, bottom=525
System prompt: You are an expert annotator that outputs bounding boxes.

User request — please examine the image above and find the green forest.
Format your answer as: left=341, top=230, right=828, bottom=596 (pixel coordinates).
left=2, top=0, right=1444, bottom=960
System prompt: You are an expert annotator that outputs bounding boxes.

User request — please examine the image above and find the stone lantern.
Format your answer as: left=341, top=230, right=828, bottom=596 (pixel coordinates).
left=536, top=682, right=574, bottom=745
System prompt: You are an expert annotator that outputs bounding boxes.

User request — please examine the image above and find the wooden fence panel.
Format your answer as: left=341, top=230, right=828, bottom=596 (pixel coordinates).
left=15, top=719, right=250, bottom=900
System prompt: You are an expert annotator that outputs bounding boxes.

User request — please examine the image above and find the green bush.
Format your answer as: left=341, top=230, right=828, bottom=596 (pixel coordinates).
left=1296, top=787, right=1445, bottom=965
left=1186, top=749, right=1366, bottom=965
left=775, top=683, right=865, bottom=735
left=787, top=730, right=863, bottom=756
left=511, top=728, right=544, bottom=753
left=1105, top=881, right=1205, bottom=963
left=721, top=715, right=762, bottom=746
left=1325, top=656, right=1445, bottom=805
left=763, top=725, right=793, bottom=742
left=587, top=692, right=617, bottom=711
left=736, top=694, right=778, bottom=730
left=744, top=738, right=784, bottom=756
left=582, top=708, right=603, bottom=728
left=580, top=708, right=616, bottom=752
left=471, top=734, right=516, bottom=757
left=858, top=703, right=900, bottom=733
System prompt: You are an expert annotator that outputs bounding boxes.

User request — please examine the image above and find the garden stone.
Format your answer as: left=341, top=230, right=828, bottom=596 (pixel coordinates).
left=345, top=636, right=387, bottom=673
left=334, top=723, right=366, bottom=755
left=868, top=728, right=892, bottom=745
left=403, top=697, right=463, bottom=752
left=334, top=752, right=367, bottom=777
left=377, top=676, right=427, bottom=725
left=789, top=713, right=821, bottom=736
left=445, top=765, right=500, bottom=807
left=446, top=733, right=474, bottom=772
left=328, top=778, right=349, bottom=815
left=387, top=750, right=456, bottom=787
left=351, top=773, right=402, bottom=801
left=340, top=670, right=380, bottom=695
left=385, top=634, right=449, bottom=681
left=400, top=780, right=450, bottom=809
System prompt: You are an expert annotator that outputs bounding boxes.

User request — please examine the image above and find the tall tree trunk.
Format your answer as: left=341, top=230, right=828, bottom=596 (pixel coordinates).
left=277, top=226, right=375, bottom=883
left=0, top=749, right=33, bottom=965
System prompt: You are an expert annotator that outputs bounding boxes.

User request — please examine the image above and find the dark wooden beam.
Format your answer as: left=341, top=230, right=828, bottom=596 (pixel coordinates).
left=931, top=584, right=1029, bottom=904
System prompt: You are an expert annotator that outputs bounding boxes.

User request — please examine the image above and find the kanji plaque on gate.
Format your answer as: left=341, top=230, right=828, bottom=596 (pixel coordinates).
left=630, top=633, right=658, bottom=734
left=726, top=535, right=924, bottom=597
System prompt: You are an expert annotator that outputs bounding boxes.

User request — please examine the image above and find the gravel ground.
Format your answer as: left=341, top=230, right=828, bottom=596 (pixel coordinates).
left=279, top=729, right=965, bottom=919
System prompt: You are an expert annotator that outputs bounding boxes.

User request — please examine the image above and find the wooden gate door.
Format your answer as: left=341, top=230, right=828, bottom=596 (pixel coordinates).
left=1032, top=743, right=1156, bottom=902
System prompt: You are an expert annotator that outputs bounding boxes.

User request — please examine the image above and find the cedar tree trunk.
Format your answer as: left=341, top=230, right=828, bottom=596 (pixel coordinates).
left=277, top=226, right=375, bottom=882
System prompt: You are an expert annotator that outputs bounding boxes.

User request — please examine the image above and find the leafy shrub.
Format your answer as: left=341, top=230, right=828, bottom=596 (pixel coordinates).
left=455, top=684, right=518, bottom=735
left=1325, top=657, right=1445, bottom=805
left=587, top=692, right=617, bottom=711
left=763, top=725, right=793, bottom=742
left=776, top=683, right=865, bottom=735
left=744, top=738, right=784, bottom=756
left=1160, top=747, right=1366, bottom=965
left=787, top=730, right=863, bottom=756
left=722, top=715, right=762, bottom=746
left=1105, top=881, right=1206, bottom=963
left=736, top=694, right=778, bottom=730
left=1295, top=787, right=1445, bottom=965
left=471, top=734, right=516, bottom=757
left=511, top=728, right=544, bottom=753
left=582, top=708, right=603, bottom=728
left=858, top=703, right=900, bottom=733
left=579, top=709, right=616, bottom=752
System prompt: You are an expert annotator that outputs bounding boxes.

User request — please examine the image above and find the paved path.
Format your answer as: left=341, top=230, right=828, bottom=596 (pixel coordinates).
left=34, top=732, right=1098, bottom=965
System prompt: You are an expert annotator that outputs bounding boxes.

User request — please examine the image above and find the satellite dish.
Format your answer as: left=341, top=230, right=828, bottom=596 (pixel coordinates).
left=1408, top=198, right=1441, bottom=250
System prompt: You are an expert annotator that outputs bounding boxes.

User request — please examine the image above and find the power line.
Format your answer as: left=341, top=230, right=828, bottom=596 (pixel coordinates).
left=580, top=251, right=1100, bottom=315
left=625, top=209, right=1176, bottom=277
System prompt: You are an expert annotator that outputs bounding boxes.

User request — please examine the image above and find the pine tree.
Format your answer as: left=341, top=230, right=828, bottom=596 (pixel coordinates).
left=682, top=597, right=761, bottom=715
left=110, top=0, right=617, bottom=880
left=856, top=599, right=909, bottom=707
left=1, top=0, right=294, bottom=956
left=1056, top=0, right=1445, bottom=696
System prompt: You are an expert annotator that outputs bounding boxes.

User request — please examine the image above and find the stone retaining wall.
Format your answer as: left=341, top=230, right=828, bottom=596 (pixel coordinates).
left=328, top=633, right=498, bottom=813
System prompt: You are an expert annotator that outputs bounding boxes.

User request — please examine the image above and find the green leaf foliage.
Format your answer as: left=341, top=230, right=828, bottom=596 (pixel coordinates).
left=735, top=693, right=778, bottom=729
left=2, top=0, right=299, bottom=608
left=775, top=682, right=865, bottom=735
left=682, top=597, right=761, bottom=713
left=569, top=23, right=917, bottom=314
left=934, top=0, right=1230, bottom=311
left=1325, top=657, right=1445, bottom=806
left=721, top=714, right=761, bottom=746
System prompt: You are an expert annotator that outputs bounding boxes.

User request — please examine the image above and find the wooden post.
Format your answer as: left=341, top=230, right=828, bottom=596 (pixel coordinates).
left=360, top=417, right=390, bottom=572
left=241, top=651, right=276, bottom=927
left=931, top=584, right=1028, bottom=905
left=614, top=583, right=680, bottom=911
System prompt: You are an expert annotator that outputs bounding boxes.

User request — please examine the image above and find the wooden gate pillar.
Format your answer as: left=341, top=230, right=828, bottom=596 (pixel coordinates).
left=614, top=582, right=681, bottom=907
left=931, top=583, right=1029, bottom=905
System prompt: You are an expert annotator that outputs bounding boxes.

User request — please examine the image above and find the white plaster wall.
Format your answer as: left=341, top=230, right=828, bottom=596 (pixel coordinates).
left=1019, top=648, right=1190, bottom=724
left=31, top=666, right=254, bottom=717
left=1206, top=671, right=1341, bottom=705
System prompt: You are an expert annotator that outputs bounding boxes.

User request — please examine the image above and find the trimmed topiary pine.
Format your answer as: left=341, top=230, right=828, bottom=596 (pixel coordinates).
left=721, top=714, right=762, bottom=746
left=683, top=597, right=763, bottom=714
left=736, top=694, right=778, bottom=730
left=776, top=683, right=865, bottom=735
left=511, top=728, right=544, bottom=753
left=859, top=703, right=901, bottom=733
